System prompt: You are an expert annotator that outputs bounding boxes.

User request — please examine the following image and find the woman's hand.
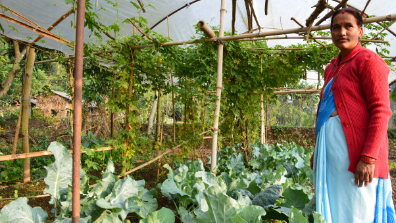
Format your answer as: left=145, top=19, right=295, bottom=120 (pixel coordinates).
left=355, top=160, right=375, bottom=187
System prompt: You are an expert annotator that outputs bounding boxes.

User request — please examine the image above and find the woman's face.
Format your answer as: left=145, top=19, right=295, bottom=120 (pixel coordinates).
left=331, top=12, right=363, bottom=51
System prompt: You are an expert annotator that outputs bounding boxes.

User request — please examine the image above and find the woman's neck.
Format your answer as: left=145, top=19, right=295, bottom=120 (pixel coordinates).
left=339, top=49, right=352, bottom=64
left=339, top=43, right=358, bottom=64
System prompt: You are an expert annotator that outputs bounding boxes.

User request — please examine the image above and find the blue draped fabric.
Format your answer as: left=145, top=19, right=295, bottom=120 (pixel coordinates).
left=316, top=78, right=335, bottom=136
left=313, top=79, right=396, bottom=222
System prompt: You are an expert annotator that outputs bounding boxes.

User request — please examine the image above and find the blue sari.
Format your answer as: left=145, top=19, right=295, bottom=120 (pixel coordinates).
left=313, top=78, right=396, bottom=223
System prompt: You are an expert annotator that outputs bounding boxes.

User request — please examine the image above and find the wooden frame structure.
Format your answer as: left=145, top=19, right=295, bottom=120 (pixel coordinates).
left=0, top=1, right=396, bottom=221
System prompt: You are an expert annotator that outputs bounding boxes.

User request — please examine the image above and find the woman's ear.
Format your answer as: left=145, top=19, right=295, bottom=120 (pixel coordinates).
left=358, top=26, right=364, bottom=39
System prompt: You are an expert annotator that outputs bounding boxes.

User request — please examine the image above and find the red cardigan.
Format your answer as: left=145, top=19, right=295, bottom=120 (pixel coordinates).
left=311, top=43, right=392, bottom=179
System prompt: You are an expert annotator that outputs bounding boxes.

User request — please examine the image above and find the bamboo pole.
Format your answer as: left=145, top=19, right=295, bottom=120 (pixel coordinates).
left=72, top=0, right=86, bottom=220
left=235, top=36, right=388, bottom=43
left=0, top=13, right=73, bottom=47
left=0, top=147, right=115, bottom=162
left=30, top=14, right=396, bottom=65
left=21, top=48, right=35, bottom=183
left=332, top=0, right=396, bottom=38
left=266, top=97, right=269, bottom=139
left=361, top=0, right=371, bottom=16
left=12, top=44, right=26, bottom=161
left=314, top=0, right=348, bottom=26
left=160, top=112, right=165, bottom=143
left=136, top=0, right=146, bottom=12
left=0, top=4, right=45, bottom=30
left=371, top=21, right=395, bottom=40
left=192, top=97, right=195, bottom=137
left=121, top=130, right=210, bottom=177
left=155, top=90, right=162, bottom=179
left=30, top=7, right=76, bottom=45
left=110, top=73, right=114, bottom=139
left=211, top=0, right=226, bottom=171
left=273, top=89, right=321, bottom=95
left=123, top=49, right=134, bottom=175
left=291, top=17, right=326, bottom=46
left=167, top=16, right=176, bottom=143
left=260, top=94, right=265, bottom=144
left=249, top=46, right=333, bottom=50
left=129, top=18, right=156, bottom=42
left=149, top=0, right=202, bottom=30
left=11, top=107, right=22, bottom=162
left=155, top=91, right=162, bottom=142
left=0, top=41, right=27, bottom=99
left=198, top=21, right=217, bottom=38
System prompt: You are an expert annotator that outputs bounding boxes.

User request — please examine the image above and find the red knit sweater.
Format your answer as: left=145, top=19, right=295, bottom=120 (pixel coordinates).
left=312, top=43, right=392, bottom=179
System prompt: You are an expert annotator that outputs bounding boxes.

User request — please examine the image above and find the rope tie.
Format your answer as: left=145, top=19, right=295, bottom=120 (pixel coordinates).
left=215, top=37, right=225, bottom=45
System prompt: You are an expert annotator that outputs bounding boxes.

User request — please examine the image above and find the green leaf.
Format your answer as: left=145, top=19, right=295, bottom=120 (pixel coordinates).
left=281, top=188, right=309, bottom=210
left=289, top=207, right=309, bottom=223
left=234, top=205, right=266, bottom=223
left=127, top=196, right=158, bottom=218
left=247, top=180, right=261, bottom=195
left=130, top=1, right=141, bottom=10
left=195, top=186, right=240, bottom=223
left=55, top=217, right=91, bottom=223
left=95, top=176, right=140, bottom=220
left=160, top=179, right=188, bottom=200
left=0, top=198, right=48, bottom=223
left=302, top=195, right=316, bottom=217
left=313, top=211, right=326, bottom=223
left=139, top=207, right=175, bottom=223
left=89, top=160, right=116, bottom=199
left=228, top=178, right=249, bottom=194
left=261, top=206, right=290, bottom=221
left=226, top=154, right=245, bottom=174
left=178, top=206, right=197, bottom=223
left=251, top=184, right=283, bottom=208
left=43, top=142, right=73, bottom=204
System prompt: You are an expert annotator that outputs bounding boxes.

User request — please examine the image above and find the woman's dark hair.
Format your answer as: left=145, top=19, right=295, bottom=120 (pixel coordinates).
left=330, top=8, right=363, bottom=30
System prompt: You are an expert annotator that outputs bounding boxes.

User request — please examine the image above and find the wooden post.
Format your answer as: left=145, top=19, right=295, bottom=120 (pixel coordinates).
left=21, top=47, right=35, bottom=183
left=192, top=97, right=195, bottom=137
left=122, top=21, right=137, bottom=175
left=72, top=0, right=86, bottom=220
left=211, top=0, right=226, bottom=171
left=111, top=73, right=114, bottom=138
left=155, top=91, right=162, bottom=142
left=11, top=106, right=22, bottom=162
left=160, top=112, right=165, bottom=143
left=167, top=16, right=176, bottom=143
left=266, top=97, right=269, bottom=139
left=155, top=90, right=162, bottom=180
left=260, top=94, right=265, bottom=144
left=317, top=71, right=320, bottom=90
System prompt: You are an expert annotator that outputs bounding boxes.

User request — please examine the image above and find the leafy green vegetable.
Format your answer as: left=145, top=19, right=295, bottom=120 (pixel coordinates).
left=43, top=142, right=74, bottom=204
left=0, top=198, right=48, bottom=223
left=139, top=207, right=175, bottom=223
left=281, top=187, right=310, bottom=210
left=289, top=207, right=309, bottom=223
left=252, top=184, right=283, bottom=208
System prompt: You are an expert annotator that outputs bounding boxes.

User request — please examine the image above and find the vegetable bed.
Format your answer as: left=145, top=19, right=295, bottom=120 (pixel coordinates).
left=0, top=141, right=325, bottom=222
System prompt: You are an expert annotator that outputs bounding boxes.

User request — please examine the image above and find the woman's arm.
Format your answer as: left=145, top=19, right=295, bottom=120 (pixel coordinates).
left=355, top=55, right=391, bottom=187
left=359, top=55, right=392, bottom=159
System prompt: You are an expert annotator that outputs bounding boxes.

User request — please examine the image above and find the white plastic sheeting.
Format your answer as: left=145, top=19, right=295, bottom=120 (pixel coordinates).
left=0, top=0, right=395, bottom=82
left=0, top=0, right=394, bottom=52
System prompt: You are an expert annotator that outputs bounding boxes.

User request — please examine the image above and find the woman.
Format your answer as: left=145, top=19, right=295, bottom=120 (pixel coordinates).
left=311, top=8, right=396, bottom=222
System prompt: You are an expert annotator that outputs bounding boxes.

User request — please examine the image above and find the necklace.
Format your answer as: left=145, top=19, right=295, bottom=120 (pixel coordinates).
left=322, top=63, right=346, bottom=101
